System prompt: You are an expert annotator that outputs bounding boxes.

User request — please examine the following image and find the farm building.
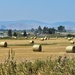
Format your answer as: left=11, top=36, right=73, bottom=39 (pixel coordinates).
left=0, top=31, right=8, bottom=38
left=0, top=31, right=4, bottom=37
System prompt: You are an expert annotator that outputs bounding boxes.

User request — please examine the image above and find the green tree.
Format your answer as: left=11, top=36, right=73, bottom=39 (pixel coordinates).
left=34, top=29, right=38, bottom=36
left=23, top=30, right=27, bottom=36
left=8, top=29, right=12, bottom=37
left=48, top=28, right=56, bottom=34
left=43, top=26, right=48, bottom=34
left=38, top=26, right=42, bottom=34
left=31, top=28, right=35, bottom=32
left=13, top=32, right=17, bottom=37
left=58, top=25, right=66, bottom=32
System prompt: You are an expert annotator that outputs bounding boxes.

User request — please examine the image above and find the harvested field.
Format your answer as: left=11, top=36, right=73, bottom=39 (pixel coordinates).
left=0, top=38, right=75, bottom=62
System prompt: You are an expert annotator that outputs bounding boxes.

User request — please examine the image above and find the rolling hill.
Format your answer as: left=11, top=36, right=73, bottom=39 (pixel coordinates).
left=0, top=20, right=75, bottom=30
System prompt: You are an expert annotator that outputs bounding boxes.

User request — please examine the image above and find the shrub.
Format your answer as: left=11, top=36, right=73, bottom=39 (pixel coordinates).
left=0, top=50, right=75, bottom=75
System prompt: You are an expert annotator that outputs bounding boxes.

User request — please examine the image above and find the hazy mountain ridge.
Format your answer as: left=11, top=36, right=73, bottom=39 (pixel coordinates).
left=51, top=21, right=75, bottom=30
left=0, top=20, right=75, bottom=30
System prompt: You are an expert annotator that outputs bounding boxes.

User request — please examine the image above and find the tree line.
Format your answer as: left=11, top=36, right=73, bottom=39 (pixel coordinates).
left=8, top=30, right=27, bottom=37
left=31, top=25, right=66, bottom=35
left=7, top=25, right=66, bottom=37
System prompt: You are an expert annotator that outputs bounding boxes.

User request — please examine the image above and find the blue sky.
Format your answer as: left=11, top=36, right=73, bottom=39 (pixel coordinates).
left=0, top=0, right=75, bottom=23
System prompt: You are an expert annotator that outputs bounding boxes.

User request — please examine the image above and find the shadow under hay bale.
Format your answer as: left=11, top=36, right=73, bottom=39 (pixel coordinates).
left=0, top=42, right=7, bottom=47
left=33, top=45, right=42, bottom=52
left=66, top=46, right=75, bottom=53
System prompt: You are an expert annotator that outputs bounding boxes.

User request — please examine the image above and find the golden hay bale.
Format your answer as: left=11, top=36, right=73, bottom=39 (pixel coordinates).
left=56, top=36, right=58, bottom=38
left=44, top=37, right=47, bottom=40
left=41, top=38, right=44, bottom=41
left=68, top=38, right=72, bottom=40
left=65, top=37, right=67, bottom=39
left=14, top=37, right=17, bottom=39
left=34, top=36, right=37, bottom=39
left=30, top=40, right=34, bottom=44
left=0, top=42, right=7, bottom=47
left=33, top=45, right=42, bottom=52
left=71, top=37, right=73, bottom=40
left=66, top=46, right=75, bottom=53
left=12, top=36, right=17, bottom=39
left=25, top=37, right=28, bottom=39
left=1, top=36, right=4, bottom=38
left=70, top=40, right=74, bottom=44
left=31, top=37, right=33, bottom=39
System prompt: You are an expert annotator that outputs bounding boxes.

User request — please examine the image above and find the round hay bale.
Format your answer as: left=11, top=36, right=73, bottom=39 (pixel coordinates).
left=31, top=37, right=33, bottom=39
left=70, top=40, right=74, bottom=44
left=65, top=37, right=67, bottom=39
left=41, top=38, right=44, bottom=41
left=44, top=37, right=47, bottom=40
left=68, top=38, right=72, bottom=40
left=30, top=40, right=34, bottom=44
left=66, top=46, right=75, bottom=53
left=0, top=42, right=7, bottom=47
left=56, top=36, right=58, bottom=38
left=25, top=37, right=28, bottom=39
left=12, top=36, right=17, bottom=39
left=33, top=45, right=42, bottom=52
left=71, top=37, right=73, bottom=40
left=14, top=37, right=16, bottom=39
left=34, top=36, right=37, bottom=39
left=1, top=36, right=4, bottom=38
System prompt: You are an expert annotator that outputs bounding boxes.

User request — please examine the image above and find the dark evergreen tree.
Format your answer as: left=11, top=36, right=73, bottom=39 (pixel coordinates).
left=58, top=25, right=66, bottom=32
left=13, top=32, right=17, bottom=37
left=38, top=26, right=42, bottom=34
left=43, top=26, right=48, bottom=34
left=31, top=28, right=35, bottom=32
left=34, top=29, right=38, bottom=36
left=48, top=28, right=56, bottom=34
left=23, top=30, right=27, bottom=36
left=8, top=29, right=12, bottom=37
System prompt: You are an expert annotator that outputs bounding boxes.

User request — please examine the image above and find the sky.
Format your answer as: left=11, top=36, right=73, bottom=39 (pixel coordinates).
left=0, top=0, right=75, bottom=23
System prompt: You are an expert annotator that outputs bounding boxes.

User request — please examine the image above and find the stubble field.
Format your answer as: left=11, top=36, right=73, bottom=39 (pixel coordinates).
left=0, top=37, right=75, bottom=62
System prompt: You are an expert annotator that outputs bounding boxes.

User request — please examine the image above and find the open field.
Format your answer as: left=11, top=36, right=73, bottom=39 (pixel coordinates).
left=0, top=37, right=75, bottom=62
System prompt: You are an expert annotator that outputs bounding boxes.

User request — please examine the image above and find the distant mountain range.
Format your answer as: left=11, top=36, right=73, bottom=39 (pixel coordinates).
left=0, top=20, right=75, bottom=30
